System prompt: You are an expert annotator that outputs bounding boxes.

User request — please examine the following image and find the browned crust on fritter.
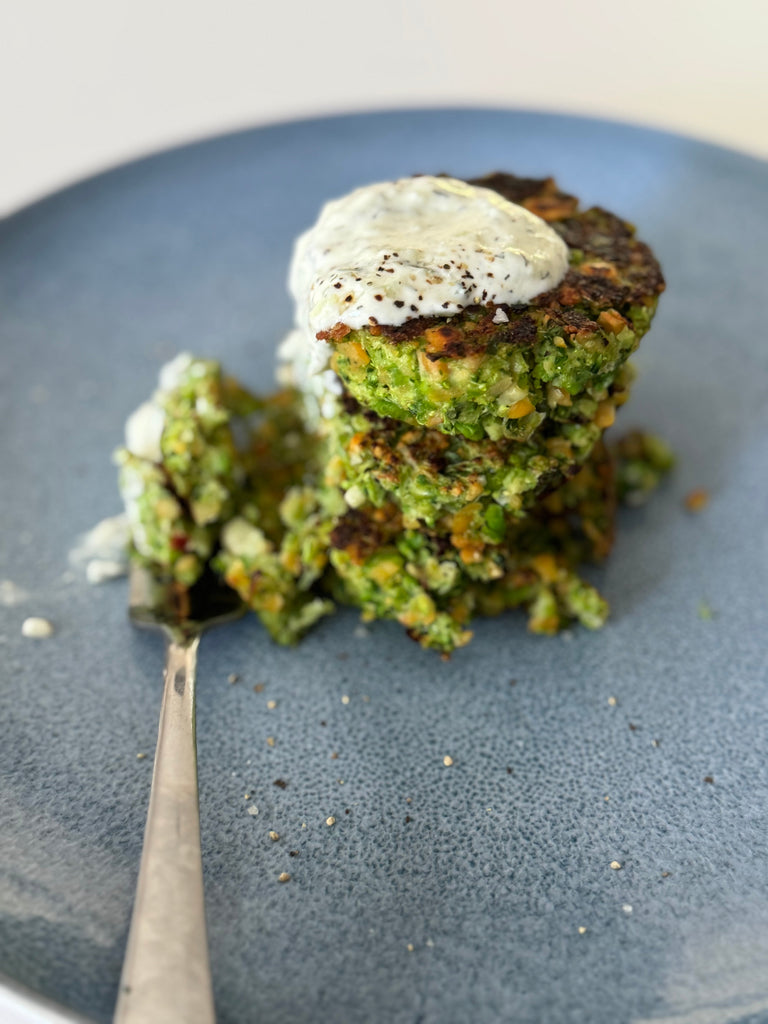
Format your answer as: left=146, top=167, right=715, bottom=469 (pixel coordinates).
left=316, top=173, right=664, bottom=350
left=537, top=438, right=617, bottom=561
left=340, top=392, right=506, bottom=471
left=470, top=173, right=579, bottom=221
left=329, top=502, right=402, bottom=564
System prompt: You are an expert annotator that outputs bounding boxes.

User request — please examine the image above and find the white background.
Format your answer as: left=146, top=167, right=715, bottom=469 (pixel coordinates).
left=1, top=0, right=767, bottom=216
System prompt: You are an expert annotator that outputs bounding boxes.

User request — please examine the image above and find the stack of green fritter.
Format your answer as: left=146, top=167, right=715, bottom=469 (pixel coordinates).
left=246, top=174, right=668, bottom=652
left=117, top=175, right=672, bottom=654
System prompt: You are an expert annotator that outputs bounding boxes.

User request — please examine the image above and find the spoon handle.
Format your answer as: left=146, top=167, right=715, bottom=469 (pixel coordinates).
left=114, top=636, right=215, bottom=1024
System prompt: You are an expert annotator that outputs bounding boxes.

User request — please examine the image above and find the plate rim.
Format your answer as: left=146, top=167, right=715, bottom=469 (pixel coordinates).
left=2, top=100, right=767, bottom=1024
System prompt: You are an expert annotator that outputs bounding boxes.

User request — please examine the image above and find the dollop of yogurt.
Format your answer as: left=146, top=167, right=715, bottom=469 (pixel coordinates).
left=284, top=176, right=569, bottom=392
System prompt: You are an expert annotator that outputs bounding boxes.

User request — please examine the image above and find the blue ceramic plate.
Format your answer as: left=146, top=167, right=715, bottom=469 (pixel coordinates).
left=1, top=109, right=767, bottom=1024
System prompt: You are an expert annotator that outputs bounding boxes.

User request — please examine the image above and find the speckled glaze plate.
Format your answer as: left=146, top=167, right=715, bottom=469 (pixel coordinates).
left=2, top=109, right=767, bottom=1024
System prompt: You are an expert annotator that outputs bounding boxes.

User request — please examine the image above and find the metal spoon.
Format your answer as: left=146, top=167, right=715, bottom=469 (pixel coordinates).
left=114, top=566, right=244, bottom=1024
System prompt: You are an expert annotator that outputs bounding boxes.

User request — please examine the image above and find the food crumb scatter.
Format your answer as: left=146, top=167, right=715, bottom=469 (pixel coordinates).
left=21, top=617, right=55, bottom=639
left=228, top=673, right=239, bottom=684
left=247, top=805, right=259, bottom=816
left=578, top=926, right=587, bottom=935
left=278, top=872, right=291, bottom=883
left=443, top=755, right=454, bottom=767
left=85, top=560, right=127, bottom=584
left=330, top=751, right=339, bottom=760
left=698, top=602, right=714, bottom=621
left=704, top=775, right=714, bottom=784
left=68, top=515, right=130, bottom=584
left=610, top=861, right=622, bottom=870
left=426, top=939, right=434, bottom=948
left=136, top=752, right=147, bottom=760
left=684, top=487, right=710, bottom=513
left=326, top=816, right=336, bottom=826
left=266, top=736, right=276, bottom=747
left=0, top=580, right=29, bottom=606
left=341, top=695, right=350, bottom=705
left=406, top=944, right=414, bottom=953
left=652, top=739, right=661, bottom=747
left=622, top=904, right=633, bottom=914
left=267, top=699, right=277, bottom=710
left=269, top=831, right=280, bottom=841
left=661, top=871, right=671, bottom=878
left=607, top=696, right=618, bottom=707
left=253, top=683, right=265, bottom=693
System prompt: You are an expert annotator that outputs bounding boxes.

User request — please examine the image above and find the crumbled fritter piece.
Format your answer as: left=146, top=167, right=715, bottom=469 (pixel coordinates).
left=611, top=430, right=675, bottom=506
left=115, top=356, right=260, bottom=584
left=116, top=452, right=217, bottom=586
left=323, top=392, right=603, bottom=528
left=214, top=488, right=335, bottom=645
left=241, top=388, right=321, bottom=542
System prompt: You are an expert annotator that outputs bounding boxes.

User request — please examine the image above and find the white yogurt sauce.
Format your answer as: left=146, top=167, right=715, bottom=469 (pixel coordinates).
left=277, top=328, right=342, bottom=424
left=284, top=176, right=569, bottom=395
left=123, top=352, right=198, bottom=462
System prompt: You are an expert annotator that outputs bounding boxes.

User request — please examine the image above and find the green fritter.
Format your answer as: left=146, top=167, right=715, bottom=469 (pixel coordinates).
left=327, top=458, right=618, bottom=651
left=319, top=173, right=664, bottom=441
left=322, top=364, right=632, bottom=528
left=324, top=430, right=671, bottom=653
